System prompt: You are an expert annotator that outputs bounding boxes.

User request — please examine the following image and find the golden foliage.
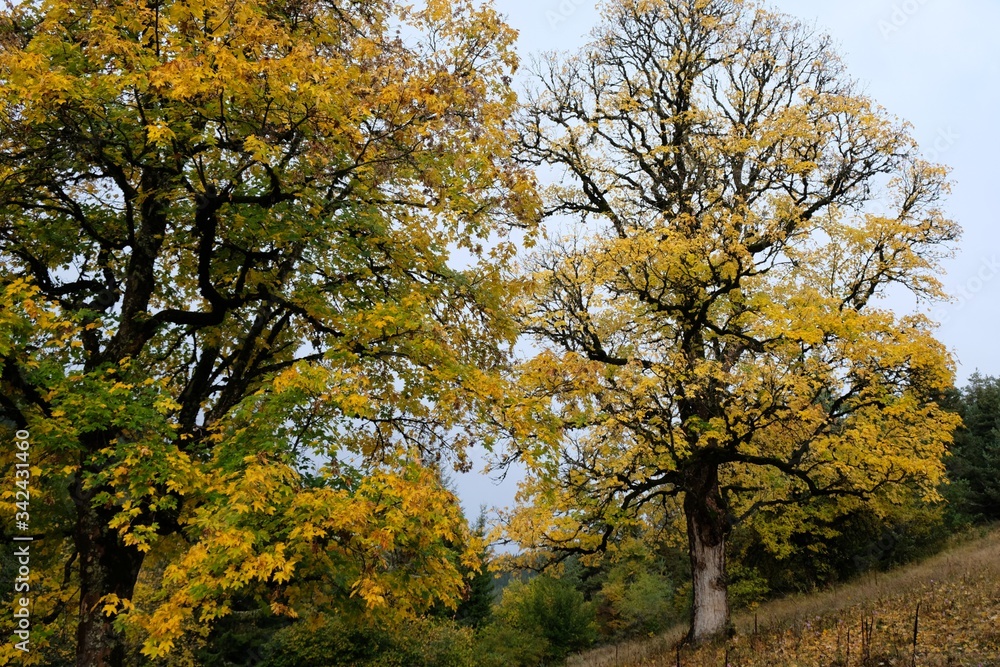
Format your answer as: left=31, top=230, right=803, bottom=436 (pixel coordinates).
left=0, top=0, right=536, bottom=659
left=498, top=0, right=962, bottom=630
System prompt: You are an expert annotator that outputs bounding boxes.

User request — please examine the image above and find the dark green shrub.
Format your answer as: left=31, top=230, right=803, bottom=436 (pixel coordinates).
left=492, top=575, right=597, bottom=663
left=260, top=614, right=474, bottom=667
left=595, top=562, right=684, bottom=638
left=473, top=622, right=549, bottom=667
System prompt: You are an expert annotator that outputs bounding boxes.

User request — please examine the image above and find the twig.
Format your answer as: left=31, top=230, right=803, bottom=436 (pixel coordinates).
left=861, top=612, right=875, bottom=665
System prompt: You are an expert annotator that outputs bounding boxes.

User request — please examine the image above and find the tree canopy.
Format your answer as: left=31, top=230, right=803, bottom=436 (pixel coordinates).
left=0, top=0, right=536, bottom=663
left=500, top=0, right=960, bottom=642
left=0, top=0, right=981, bottom=660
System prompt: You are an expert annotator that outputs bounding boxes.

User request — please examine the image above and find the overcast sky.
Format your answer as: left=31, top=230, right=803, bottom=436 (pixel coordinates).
left=454, top=0, right=1000, bottom=518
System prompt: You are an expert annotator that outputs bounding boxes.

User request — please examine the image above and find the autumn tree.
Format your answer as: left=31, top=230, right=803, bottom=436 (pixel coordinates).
left=0, top=0, right=536, bottom=664
left=501, top=0, right=961, bottom=643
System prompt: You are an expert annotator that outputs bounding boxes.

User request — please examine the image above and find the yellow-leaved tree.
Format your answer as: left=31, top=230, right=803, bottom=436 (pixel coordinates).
left=501, top=0, right=960, bottom=644
left=0, top=0, right=537, bottom=664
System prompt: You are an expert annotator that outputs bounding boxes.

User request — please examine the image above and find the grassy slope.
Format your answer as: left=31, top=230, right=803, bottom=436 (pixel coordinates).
left=568, top=528, right=1000, bottom=667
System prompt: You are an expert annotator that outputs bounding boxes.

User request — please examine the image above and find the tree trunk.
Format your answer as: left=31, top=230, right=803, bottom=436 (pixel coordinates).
left=74, top=480, right=145, bottom=667
left=684, top=463, right=730, bottom=644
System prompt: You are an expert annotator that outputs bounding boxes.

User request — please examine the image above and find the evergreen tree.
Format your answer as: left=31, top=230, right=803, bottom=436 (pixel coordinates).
left=947, top=374, right=1000, bottom=521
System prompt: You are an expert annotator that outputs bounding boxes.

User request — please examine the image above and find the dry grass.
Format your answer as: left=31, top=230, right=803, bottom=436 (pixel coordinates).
left=568, top=528, right=1000, bottom=667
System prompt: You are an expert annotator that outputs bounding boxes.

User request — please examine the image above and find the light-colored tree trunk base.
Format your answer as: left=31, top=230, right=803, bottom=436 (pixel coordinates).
left=684, top=465, right=731, bottom=644
left=688, top=523, right=729, bottom=643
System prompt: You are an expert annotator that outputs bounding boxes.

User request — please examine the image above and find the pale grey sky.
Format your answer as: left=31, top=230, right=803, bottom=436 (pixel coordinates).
left=455, top=0, right=1000, bottom=518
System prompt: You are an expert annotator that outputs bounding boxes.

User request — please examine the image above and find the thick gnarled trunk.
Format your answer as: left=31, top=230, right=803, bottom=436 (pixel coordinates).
left=684, top=464, right=730, bottom=644
left=74, top=483, right=145, bottom=667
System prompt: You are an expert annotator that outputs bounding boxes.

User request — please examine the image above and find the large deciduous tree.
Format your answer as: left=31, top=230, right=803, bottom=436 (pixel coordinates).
left=0, top=0, right=536, bottom=664
left=501, top=0, right=960, bottom=643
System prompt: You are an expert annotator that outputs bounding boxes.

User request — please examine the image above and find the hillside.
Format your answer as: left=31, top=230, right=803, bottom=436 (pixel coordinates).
left=568, top=529, right=1000, bottom=667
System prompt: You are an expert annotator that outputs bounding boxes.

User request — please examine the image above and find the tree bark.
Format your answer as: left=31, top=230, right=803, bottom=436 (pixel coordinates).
left=684, top=463, right=730, bottom=644
left=74, top=478, right=145, bottom=667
